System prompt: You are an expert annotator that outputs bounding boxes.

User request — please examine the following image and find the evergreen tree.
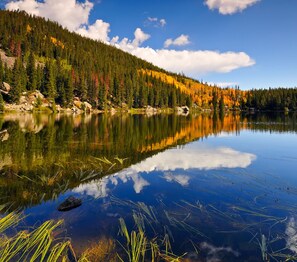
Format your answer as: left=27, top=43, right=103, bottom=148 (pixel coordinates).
left=26, top=52, right=37, bottom=91
left=11, top=58, right=24, bottom=102
left=212, top=91, right=218, bottom=111
left=44, top=61, right=56, bottom=100
left=0, top=59, right=3, bottom=83
left=65, top=73, right=74, bottom=106
left=219, top=95, right=225, bottom=112
left=0, top=92, right=4, bottom=112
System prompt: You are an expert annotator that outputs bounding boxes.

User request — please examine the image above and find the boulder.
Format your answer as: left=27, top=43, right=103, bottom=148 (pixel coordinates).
left=73, top=100, right=82, bottom=109
left=176, top=106, right=189, bottom=116
left=57, top=196, right=82, bottom=211
left=0, top=129, right=9, bottom=142
left=1, top=82, right=11, bottom=93
left=83, top=102, right=92, bottom=112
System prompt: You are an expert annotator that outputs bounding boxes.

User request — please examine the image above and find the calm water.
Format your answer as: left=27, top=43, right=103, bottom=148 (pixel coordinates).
left=0, top=112, right=297, bottom=261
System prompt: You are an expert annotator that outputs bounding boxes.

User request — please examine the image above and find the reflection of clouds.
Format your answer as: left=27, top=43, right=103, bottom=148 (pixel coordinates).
left=163, top=172, right=190, bottom=186
left=74, top=145, right=255, bottom=198
left=286, top=217, right=297, bottom=253
left=73, top=172, right=150, bottom=198
left=200, top=242, right=240, bottom=262
left=74, top=177, right=110, bottom=198
left=131, top=146, right=256, bottom=172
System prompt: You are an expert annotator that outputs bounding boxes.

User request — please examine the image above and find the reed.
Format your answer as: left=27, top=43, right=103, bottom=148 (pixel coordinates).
left=0, top=210, right=79, bottom=262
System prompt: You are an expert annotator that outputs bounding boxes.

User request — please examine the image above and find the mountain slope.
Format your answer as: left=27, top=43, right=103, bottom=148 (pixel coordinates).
left=0, top=10, right=296, bottom=112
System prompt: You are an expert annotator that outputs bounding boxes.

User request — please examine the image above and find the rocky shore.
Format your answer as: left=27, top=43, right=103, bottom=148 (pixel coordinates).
left=1, top=81, right=190, bottom=115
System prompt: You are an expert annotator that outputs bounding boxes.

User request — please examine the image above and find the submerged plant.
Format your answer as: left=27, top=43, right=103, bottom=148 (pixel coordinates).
left=80, top=237, right=117, bottom=262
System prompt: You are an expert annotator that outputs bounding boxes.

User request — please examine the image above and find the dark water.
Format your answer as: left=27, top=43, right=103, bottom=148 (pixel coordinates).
left=0, top=112, right=297, bottom=261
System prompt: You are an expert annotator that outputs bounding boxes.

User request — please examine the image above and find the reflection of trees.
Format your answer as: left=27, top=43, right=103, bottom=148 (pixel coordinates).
left=0, top=112, right=296, bottom=211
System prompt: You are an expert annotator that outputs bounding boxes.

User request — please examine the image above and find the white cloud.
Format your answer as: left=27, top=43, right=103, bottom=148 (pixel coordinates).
left=5, top=0, right=110, bottom=42
left=76, top=19, right=110, bottom=42
left=132, top=28, right=151, bottom=47
left=160, top=19, right=166, bottom=27
left=164, top=34, right=190, bottom=48
left=205, top=0, right=260, bottom=15
left=208, top=82, right=239, bottom=88
left=6, top=0, right=93, bottom=31
left=146, top=17, right=167, bottom=27
left=114, top=40, right=255, bottom=76
left=148, top=17, right=158, bottom=22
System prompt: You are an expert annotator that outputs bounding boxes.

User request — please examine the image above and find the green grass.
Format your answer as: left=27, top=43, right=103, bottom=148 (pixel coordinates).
left=0, top=213, right=71, bottom=262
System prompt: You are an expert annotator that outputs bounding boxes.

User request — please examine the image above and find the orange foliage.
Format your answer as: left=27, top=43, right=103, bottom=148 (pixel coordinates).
left=26, top=24, right=32, bottom=33
left=138, top=114, right=248, bottom=152
left=50, top=36, right=65, bottom=49
left=140, top=69, right=249, bottom=109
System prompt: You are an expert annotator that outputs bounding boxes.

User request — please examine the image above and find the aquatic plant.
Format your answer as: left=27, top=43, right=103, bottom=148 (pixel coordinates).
left=117, top=216, right=187, bottom=262
left=0, top=211, right=71, bottom=262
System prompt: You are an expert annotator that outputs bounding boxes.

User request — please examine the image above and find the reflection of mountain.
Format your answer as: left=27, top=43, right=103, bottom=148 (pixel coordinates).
left=0, top=112, right=295, bottom=211
left=74, top=144, right=256, bottom=197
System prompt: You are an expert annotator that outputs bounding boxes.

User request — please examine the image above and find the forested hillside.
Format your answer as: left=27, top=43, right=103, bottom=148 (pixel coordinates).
left=0, top=10, right=296, bottom=111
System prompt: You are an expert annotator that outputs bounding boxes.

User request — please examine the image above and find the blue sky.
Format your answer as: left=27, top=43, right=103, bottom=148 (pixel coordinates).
left=2, top=0, right=297, bottom=90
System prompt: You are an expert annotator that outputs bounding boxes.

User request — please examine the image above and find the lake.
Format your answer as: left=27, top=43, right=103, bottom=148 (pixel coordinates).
left=0, top=112, right=297, bottom=261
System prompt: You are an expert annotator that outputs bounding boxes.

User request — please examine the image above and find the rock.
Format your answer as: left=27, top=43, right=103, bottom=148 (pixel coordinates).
left=83, top=102, right=92, bottom=112
left=73, top=100, right=82, bottom=109
left=176, top=106, right=189, bottom=116
left=55, top=104, right=62, bottom=112
left=29, top=90, right=44, bottom=100
left=2, top=82, right=11, bottom=93
left=181, top=106, right=189, bottom=113
left=57, top=196, right=82, bottom=211
left=72, top=106, right=81, bottom=114
left=0, top=129, right=9, bottom=142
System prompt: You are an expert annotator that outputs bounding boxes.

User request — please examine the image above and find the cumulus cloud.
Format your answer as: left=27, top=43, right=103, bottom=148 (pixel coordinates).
left=146, top=17, right=167, bottom=27
left=6, top=0, right=93, bottom=31
left=114, top=40, right=255, bottom=76
left=76, top=19, right=110, bottom=42
left=132, top=28, right=151, bottom=47
left=5, top=0, right=110, bottom=42
left=205, top=0, right=260, bottom=15
left=164, top=34, right=190, bottom=48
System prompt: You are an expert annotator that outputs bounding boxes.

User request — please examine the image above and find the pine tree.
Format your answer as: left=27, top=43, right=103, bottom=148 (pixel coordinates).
left=11, top=58, right=23, bottom=102
left=212, top=91, right=218, bottom=111
left=0, top=59, right=3, bottom=83
left=44, top=61, right=56, bottom=100
left=26, top=52, right=37, bottom=91
left=0, top=92, right=4, bottom=112
left=219, top=95, right=225, bottom=112
left=65, top=73, right=74, bottom=106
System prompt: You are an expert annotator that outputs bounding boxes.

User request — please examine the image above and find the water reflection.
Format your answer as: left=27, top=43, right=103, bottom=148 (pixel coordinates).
left=74, top=144, right=256, bottom=197
left=1, top=112, right=297, bottom=260
left=0, top=112, right=295, bottom=211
